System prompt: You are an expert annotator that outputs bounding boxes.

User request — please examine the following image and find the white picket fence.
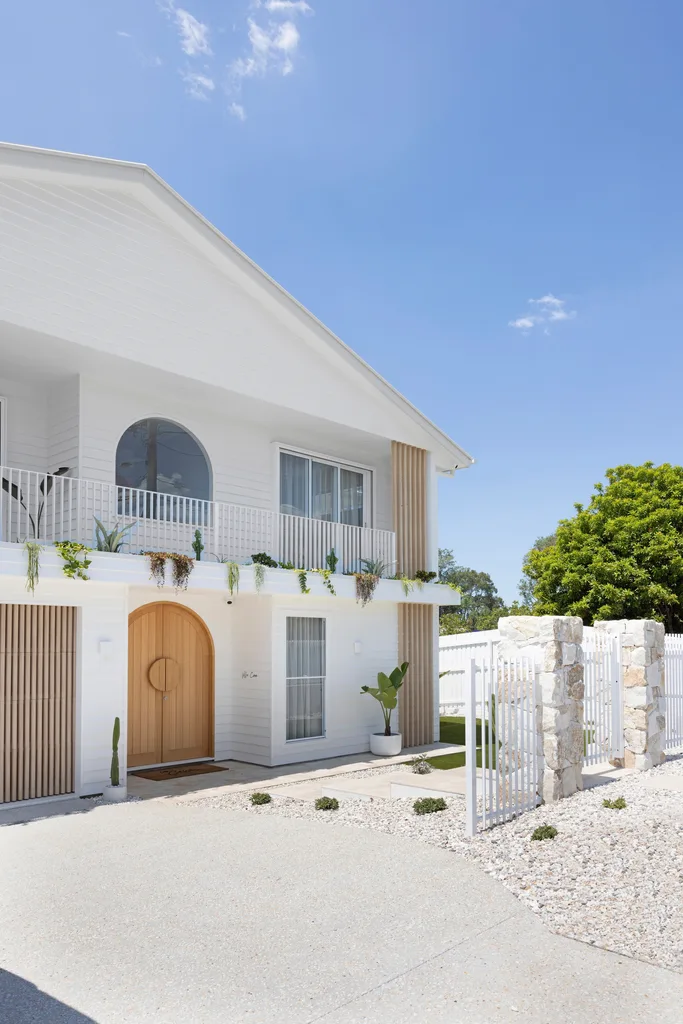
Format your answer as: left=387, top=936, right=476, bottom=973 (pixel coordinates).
left=583, top=631, right=623, bottom=765
left=464, top=654, right=541, bottom=835
left=664, top=633, right=683, bottom=749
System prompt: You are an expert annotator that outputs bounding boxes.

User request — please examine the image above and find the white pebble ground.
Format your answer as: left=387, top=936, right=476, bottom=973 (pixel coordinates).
left=197, top=754, right=683, bottom=972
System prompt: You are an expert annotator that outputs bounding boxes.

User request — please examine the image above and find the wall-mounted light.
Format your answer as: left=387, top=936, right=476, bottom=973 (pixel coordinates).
left=354, top=641, right=362, bottom=655
left=99, top=640, right=113, bottom=660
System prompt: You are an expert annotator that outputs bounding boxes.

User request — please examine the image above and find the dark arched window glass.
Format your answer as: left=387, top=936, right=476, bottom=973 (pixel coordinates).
left=115, top=419, right=211, bottom=500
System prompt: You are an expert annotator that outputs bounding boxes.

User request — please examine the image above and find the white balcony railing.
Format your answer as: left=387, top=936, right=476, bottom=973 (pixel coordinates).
left=0, top=467, right=396, bottom=575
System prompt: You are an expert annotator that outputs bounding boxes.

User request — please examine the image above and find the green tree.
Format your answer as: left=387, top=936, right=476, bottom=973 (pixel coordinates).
left=521, top=463, right=683, bottom=629
left=518, top=534, right=556, bottom=605
left=438, top=548, right=506, bottom=633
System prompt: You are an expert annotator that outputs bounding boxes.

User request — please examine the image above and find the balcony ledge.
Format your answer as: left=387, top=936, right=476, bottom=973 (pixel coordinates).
left=0, top=543, right=459, bottom=606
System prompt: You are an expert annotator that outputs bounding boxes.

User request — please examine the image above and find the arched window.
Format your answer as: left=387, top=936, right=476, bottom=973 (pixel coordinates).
left=115, top=418, right=211, bottom=501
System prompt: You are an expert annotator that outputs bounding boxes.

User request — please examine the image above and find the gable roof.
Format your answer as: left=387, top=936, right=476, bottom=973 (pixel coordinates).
left=0, top=141, right=473, bottom=471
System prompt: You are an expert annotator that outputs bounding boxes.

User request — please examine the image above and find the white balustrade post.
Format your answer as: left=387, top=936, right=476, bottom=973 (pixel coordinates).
left=465, top=658, right=478, bottom=836
left=498, top=615, right=584, bottom=803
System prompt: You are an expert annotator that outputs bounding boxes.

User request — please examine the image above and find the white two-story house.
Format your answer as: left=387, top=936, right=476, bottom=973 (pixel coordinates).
left=0, top=142, right=473, bottom=805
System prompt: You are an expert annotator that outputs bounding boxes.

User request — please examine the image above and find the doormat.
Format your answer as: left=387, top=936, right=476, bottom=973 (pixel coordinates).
left=131, top=763, right=229, bottom=782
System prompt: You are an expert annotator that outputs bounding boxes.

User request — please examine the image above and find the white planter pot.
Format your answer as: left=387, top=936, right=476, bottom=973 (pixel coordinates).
left=102, top=784, right=127, bottom=803
left=370, top=732, right=402, bottom=756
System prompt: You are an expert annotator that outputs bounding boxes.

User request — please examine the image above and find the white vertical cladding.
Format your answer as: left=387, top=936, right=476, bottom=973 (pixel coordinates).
left=270, top=596, right=399, bottom=765
left=48, top=374, right=80, bottom=475
left=0, top=374, right=49, bottom=471
left=227, top=595, right=273, bottom=765
left=77, top=588, right=129, bottom=796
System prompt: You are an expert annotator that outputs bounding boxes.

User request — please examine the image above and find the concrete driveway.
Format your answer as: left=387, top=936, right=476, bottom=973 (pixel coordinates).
left=0, top=798, right=680, bottom=1024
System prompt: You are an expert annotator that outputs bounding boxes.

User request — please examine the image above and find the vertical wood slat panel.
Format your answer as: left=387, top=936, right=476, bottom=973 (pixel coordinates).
left=392, top=442, right=433, bottom=746
left=398, top=604, right=434, bottom=746
left=0, top=604, right=75, bottom=803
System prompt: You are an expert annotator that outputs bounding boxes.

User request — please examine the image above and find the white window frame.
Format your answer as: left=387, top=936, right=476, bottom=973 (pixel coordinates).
left=285, top=614, right=327, bottom=743
left=276, top=443, right=374, bottom=529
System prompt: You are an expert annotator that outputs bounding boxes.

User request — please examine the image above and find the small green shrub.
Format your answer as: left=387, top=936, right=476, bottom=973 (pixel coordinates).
left=603, top=796, right=627, bottom=810
left=408, top=753, right=433, bottom=775
left=315, top=796, right=339, bottom=811
left=531, top=824, right=558, bottom=841
left=414, top=570, right=437, bottom=584
left=251, top=552, right=278, bottom=568
left=413, top=797, right=447, bottom=815
left=250, top=792, right=272, bottom=805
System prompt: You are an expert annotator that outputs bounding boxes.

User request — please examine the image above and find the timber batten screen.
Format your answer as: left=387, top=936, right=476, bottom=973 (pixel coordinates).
left=392, top=442, right=434, bottom=745
left=0, top=605, right=76, bottom=803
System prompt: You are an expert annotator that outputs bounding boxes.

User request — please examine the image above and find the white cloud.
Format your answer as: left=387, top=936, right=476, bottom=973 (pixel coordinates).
left=230, top=102, right=247, bottom=121
left=508, top=294, right=577, bottom=333
left=117, top=30, right=132, bottom=38
left=231, top=18, right=300, bottom=80
left=158, top=2, right=211, bottom=56
left=263, top=1, right=312, bottom=12
left=182, top=71, right=215, bottom=100
left=175, top=8, right=211, bottom=56
left=529, top=293, right=564, bottom=309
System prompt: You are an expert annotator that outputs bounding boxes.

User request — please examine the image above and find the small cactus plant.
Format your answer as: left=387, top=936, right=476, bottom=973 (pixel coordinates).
left=111, top=716, right=120, bottom=787
left=192, top=529, right=204, bottom=561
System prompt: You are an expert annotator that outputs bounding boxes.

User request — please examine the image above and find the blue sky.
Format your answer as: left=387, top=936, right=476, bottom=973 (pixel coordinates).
left=2, top=1, right=683, bottom=600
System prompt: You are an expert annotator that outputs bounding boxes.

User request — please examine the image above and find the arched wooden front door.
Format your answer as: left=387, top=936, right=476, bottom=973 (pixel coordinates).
left=128, top=603, right=213, bottom=768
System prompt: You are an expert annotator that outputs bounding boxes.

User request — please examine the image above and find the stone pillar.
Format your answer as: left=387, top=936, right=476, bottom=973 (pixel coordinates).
left=498, top=616, right=584, bottom=803
left=595, top=620, right=666, bottom=770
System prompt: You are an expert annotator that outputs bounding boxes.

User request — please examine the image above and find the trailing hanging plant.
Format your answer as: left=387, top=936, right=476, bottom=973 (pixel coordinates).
left=355, top=572, right=380, bottom=607
left=24, top=541, right=42, bottom=594
left=399, top=576, right=414, bottom=597
left=169, top=553, right=194, bottom=591
left=313, top=568, right=336, bottom=596
left=297, top=569, right=310, bottom=595
left=146, top=551, right=167, bottom=587
left=192, top=529, right=204, bottom=561
left=227, top=561, right=240, bottom=596
left=94, top=518, right=136, bottom=553
left=326, top=548, right=339, bottom=574
left=254, top=562, right=266, bottom=593
left=55, top=541, right=91, bottom=581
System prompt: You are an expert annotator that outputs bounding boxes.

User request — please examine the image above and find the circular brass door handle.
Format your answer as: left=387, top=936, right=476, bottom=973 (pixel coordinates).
left=148, top=657, right=181, bottom=692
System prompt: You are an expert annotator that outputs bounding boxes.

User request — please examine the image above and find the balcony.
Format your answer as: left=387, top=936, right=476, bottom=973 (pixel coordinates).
left=0, top=467, right=396, bottom=575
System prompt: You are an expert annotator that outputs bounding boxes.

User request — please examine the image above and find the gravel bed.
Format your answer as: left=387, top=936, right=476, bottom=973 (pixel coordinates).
left=194, top=757, right=683, bottom=972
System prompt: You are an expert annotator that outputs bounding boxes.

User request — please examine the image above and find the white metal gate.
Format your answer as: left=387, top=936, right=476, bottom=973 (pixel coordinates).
left=664, top=634, right=683, bottom=749
left=465, top=655, right=541, bottom=835
left=583, top=632, right=623, bottom=765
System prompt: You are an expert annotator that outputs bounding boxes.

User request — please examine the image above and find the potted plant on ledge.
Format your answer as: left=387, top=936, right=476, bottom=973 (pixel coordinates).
left=103, top=716, right=127, bottom=802
left=361, top=662, right=408, bottom=756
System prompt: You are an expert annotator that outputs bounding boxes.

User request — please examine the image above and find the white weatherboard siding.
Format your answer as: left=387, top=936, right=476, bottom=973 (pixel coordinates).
left=271, top=596, right=399, bottom=765
left=48, top=374, right=80, bottom=473
left=0, top=178, right=444, bottom=454
left=227, top=595, right=273, bottom=765
left=77, top=371, right=394, bottom=529
left=0, top=374, right=49, bottom=471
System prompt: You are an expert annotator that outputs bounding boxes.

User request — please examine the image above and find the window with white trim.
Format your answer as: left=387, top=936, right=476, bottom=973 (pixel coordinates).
left=279, top=450, right=370, bottom=528
left=286, top=617, right=325, bottom=741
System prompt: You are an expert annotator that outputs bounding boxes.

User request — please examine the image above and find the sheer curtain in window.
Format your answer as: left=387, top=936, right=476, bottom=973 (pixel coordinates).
left=311, top=462, right=337, bottom=522
left=286, top=617, right=325, bottom=740
left=280, top=453, right=309, bottom=517
left=340, top=468, right=364, bottom=527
